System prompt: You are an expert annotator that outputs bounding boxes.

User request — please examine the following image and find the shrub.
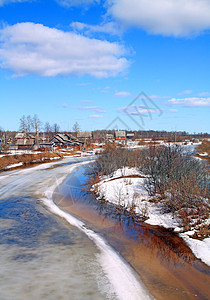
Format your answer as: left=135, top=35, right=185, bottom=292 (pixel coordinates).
left=88, top=145, right=143, bottom=177
left=141, top=145, right=209, bottom=229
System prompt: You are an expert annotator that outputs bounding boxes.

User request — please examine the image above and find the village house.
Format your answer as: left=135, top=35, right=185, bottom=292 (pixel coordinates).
left=77, top=131, right=92, bottom=140
left=115, top=130, right=126, bottom=141
left=126, top=132, right=135, bottom=140
left=51, top=133, right=83, bottom=148
left=14, top=133, right=36, bottom=150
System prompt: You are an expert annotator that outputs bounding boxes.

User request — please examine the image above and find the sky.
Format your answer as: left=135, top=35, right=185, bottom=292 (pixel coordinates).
left=0, top=0, right=210, bottom=133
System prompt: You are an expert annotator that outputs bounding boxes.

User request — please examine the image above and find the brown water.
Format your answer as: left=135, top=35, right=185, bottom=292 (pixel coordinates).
left=55, top=165, right=210, bottom=300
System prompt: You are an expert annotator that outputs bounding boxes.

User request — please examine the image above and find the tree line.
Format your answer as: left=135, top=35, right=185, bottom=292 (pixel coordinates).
left=19, top=114, right=61, bottom=135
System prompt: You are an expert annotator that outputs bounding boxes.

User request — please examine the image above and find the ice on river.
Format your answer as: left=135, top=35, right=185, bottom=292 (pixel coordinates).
left=0, top=157, right=153, bottom=300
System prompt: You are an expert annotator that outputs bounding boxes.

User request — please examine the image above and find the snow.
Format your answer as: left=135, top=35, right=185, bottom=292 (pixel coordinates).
left=2, top=150, right=42, bottom=156
left=145, top=204, right=180, bottom=229
left=4, top=162, right=23, bottom=170
left=198, top=152, right=208, bottom=156
left=125, top=140, right=200, bottom=150
left=95, top=167, right=210, bottom=267
left=180, top=234, right=210, bottom=266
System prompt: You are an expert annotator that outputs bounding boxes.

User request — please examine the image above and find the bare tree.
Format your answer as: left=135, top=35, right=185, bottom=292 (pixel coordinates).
left=26, top=115, right=32, bottom=134
left=32, top=114, right=42, bottom=144
left=52, top=123, right=60, bottom=134
left=0, top=127, right=4, bottom=151
left=19, top=115, right=27, bottom=133
left=44, top=122, right=51, bottom=133
left=0, top=127, right=4, bottom=140
left=72, top=122, right=80, bottom=137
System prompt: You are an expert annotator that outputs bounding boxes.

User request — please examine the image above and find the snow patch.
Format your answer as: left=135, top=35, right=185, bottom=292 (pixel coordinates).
left=95, top=167, right=210, bottom=267
left=4, top=162, right=23, bottom=170
left=180, top=234, right=210, bottom=266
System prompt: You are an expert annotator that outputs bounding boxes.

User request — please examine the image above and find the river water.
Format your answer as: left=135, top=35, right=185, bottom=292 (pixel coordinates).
left=0, top=157, right=152, bottom=300
left=54, top=162, right=210, bottom=300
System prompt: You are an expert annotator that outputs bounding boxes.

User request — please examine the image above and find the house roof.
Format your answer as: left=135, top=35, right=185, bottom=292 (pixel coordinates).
left=16, top=139, right=34, bottom=145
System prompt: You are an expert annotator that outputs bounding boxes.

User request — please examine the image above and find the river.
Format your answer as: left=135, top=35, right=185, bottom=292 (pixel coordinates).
left=0, top=156, right=151, bottom=300
left=0, top=156, right=209, bottom=299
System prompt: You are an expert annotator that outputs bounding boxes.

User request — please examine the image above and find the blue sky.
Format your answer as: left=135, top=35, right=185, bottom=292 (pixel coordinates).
left=0, top=0, right=210, bottom=133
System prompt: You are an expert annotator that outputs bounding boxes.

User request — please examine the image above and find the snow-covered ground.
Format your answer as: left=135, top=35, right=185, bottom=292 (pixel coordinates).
left=198, top=152, right=208, bottom=157
left=94, top=167, right=210, bottom=267
left=0, top=150, right=42, bottom=157
left=4, top=162, right=24, bottom=170
left=126, top=140, right=201, bottom=149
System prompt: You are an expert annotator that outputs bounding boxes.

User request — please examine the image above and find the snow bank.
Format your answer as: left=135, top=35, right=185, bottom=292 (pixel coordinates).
left=95, top=167, right=210, bottom=267
left=198, top=152, right=208, bottom=157
left=180, top=234, right=210, bottom=266
left=4, top=162, right=23, bottom=170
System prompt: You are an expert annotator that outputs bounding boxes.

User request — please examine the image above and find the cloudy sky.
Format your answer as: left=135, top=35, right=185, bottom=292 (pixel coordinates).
left=0, top=0, right=209, bottom=132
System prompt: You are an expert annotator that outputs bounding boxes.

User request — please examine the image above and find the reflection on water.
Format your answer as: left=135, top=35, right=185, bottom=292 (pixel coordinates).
left=55, top=165, right=210, bottom=300
left=56, top=166, right=199, bottom=266
left=0, top=160, right=114, bottom=300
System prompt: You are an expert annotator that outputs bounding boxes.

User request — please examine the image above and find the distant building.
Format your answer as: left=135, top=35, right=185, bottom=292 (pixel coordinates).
left=77, top=131, right=92, bottom=139
left=39, top=142, right=54, bottom=151
left=106, top=133, right=114, bottom=140
left=51, top=133, right=83, bottom=147
left=14, top=133, right=36, bottom=149
left=126, top=132, right=135, bottom=139
left=115, top=130, right=126, bottom=140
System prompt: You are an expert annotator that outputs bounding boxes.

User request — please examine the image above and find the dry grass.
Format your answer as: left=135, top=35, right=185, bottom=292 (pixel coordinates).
left=0, top=151, right=64, bottom=171
left=196, top=140, right=210, bottom=156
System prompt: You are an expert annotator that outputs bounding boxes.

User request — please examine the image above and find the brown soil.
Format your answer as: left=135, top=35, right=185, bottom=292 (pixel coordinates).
left=0, top=150, right=85, bottom=172
left=54, top=194, right=210, bottom=300
left=0, top=152, right=64, bottom=172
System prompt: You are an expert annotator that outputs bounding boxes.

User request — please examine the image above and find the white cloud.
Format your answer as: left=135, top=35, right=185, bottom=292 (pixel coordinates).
left=108, top=0, right=210, bottom=36
left=199, top=92, right=210, bottom=97
left=80, top=100, right=94, bottom=103
left=72, top=106, right=106, bottom=112
left=70, top=21, right=122, bottom=36
left=178, top=90, right=193, bottom=95
left=115, top=91, right=131, bottom=97
left=78, top=82, right=92, bottom=86
left=168, top=109, right=178, bottom=113
left=56, top=0, right=99, bottom=8
left=88, top=114, right=103, bottom=118
left=0, top=0, right=30, bottom=5
left=118, top=104, right=159, bottom=115
left=62, top=104, right=68, bottom=108
left=0, top=22, right=128, bottom=77
left=0, top=0, right=98, bottom=6
left=149, top=95, right=170, bottom=100
left=168, top=97, right=210, bottom=107
left=101, top=86, right=110, bottom=93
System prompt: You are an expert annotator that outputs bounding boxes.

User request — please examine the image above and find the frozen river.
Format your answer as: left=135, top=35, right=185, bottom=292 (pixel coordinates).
left=0, top=157, right=152, bottom=300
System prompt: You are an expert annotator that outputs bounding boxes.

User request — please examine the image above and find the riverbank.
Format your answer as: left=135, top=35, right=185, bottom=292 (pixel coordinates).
left=0, top=149, right=92, bottom=172
left=91, top=166, right=210, bottom=267
left=54, top=165, right=210, bottom=300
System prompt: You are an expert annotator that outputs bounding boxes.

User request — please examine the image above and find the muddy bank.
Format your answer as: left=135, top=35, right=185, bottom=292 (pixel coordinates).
left=54, top=165, right=210, bottom=300
left=0, top=152, right=64, bottom=172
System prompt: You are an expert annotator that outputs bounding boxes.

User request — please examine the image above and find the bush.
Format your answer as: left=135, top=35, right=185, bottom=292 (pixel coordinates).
left=88, top=145, right=143, bottom=176
left=88, top=144, right=209, bottom=231
left=140, top=145, right=209, bottom=230
left=196, top=140, right=210, bottom=156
